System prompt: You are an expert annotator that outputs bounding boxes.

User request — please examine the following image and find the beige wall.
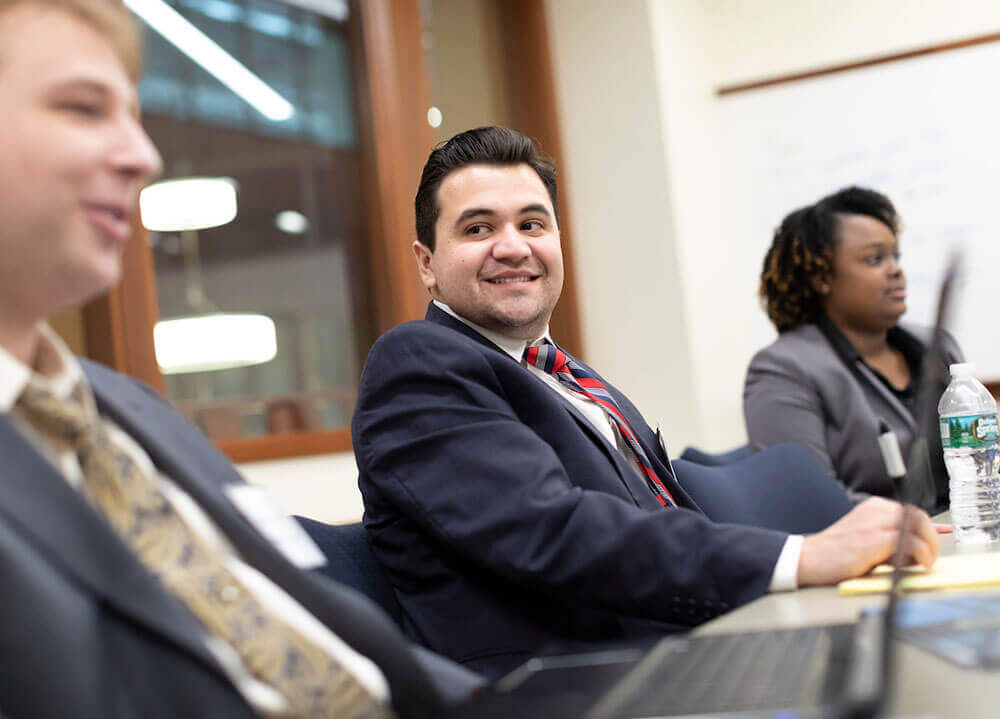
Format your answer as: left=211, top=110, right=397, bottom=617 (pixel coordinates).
left=545, top=0, right=1000, bottom=453
left=239, top=452, right=361, bottom=524
left=708, top=0, right=1000, bottom=87
left=545, top=0, right=699, bottom=448
left=425, top=0, right=510, bottom=141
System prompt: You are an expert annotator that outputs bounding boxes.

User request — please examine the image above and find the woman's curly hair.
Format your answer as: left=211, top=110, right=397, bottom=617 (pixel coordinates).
left=759, top=186, right=900, bottom=332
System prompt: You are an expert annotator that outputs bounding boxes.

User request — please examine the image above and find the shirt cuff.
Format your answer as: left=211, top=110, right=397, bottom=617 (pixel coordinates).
left=768, top=535, right=803, bottom=593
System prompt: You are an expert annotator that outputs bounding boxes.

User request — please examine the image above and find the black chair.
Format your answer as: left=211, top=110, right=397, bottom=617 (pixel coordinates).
left=679, top=444, right=752, bottom=466
left=295, top=517, right=491, bottom=701
left=294, top=517, right=403, bottom=626
left=672, top=442, right=853, bottom=533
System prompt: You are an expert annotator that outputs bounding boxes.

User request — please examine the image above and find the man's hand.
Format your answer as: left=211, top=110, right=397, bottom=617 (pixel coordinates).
left=797, top=497, right=939, bottom=587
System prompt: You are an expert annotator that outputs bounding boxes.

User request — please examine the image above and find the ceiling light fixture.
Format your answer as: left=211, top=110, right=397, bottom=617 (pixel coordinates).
left=125, top=0, right=295, bottom=121
left=154, top=313, right=278, bottom=374
left=140, top=177, right=238, bottom=232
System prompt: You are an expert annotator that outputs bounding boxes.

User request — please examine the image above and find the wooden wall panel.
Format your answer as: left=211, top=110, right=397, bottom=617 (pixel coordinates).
left=356, top=0, right=437, bottom=333
left=83, top=219, right=165, bottom=395
left=498, top=0, right=584, bottom=359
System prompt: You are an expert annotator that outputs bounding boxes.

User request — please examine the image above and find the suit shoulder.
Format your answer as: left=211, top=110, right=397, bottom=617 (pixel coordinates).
left=375, top=318, right=463, bottom=346
left=749, top=324, right=826, bottom=370
left=78, top=358, right=163, bottom=401
left=368, top=319, right=497, bottom=362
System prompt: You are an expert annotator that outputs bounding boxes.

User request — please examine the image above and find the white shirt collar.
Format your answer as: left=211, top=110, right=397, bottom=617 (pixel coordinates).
left=432, top=300, right=553, bottom=361
left=0, top=325, right=84, bottom=411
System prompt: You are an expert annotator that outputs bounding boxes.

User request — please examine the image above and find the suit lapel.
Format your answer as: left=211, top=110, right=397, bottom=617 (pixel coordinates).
left=424, top=304, right=695, bottom=510
left=0, top=416, right=220, bottom=672
left=582, top=363, right=696, bottom=509
left=82, top=363, right=443, bottom=703
left=80, top=361, right=369, bottom=642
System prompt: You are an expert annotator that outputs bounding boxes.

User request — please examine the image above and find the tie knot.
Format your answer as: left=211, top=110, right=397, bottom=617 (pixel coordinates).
left=523, top=342, right=568, bottom=375
left=17, top=382, right=96, bottom=449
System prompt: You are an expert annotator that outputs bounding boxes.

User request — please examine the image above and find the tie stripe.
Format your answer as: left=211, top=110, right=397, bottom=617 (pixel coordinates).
left=524, top=344, right=676, bottom=507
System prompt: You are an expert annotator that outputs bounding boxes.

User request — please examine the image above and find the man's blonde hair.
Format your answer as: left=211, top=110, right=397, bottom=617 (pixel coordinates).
left=0, top=0, right=142, bottom=81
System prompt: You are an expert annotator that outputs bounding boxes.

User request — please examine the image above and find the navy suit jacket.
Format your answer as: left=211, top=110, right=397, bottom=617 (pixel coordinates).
left=0, top=359, right=445, bottom=719
left=353, top=304, right=787, bottom=679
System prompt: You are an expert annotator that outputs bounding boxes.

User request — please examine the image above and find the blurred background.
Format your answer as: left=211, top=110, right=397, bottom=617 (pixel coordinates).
left=56, top=0, right=1000, bottom=522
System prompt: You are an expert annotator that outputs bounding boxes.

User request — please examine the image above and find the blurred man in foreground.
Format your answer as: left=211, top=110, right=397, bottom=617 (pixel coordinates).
left=0, top=1, right=457, bottom=715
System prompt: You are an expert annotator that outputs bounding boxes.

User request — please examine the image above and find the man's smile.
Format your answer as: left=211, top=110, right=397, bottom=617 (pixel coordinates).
left=484, top=274, right=540, bottom=285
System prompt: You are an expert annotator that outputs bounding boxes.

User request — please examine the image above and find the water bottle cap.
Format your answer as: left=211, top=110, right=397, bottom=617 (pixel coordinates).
left=950, top=362, right=977, bottom=377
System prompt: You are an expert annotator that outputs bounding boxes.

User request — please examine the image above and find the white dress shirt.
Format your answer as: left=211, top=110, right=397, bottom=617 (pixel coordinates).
left=432, top=301, right=802, bottom=592
left=0, top=326, right=390, bottom=713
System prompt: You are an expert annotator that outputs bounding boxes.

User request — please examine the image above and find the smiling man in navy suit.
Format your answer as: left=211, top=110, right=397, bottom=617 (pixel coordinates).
left=351, top=125, right=941, bottom=680
left=0, top=1, right=459, bottom=716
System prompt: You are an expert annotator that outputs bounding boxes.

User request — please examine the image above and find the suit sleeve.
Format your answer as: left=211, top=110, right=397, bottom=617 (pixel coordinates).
left=353, top=326, right=787, bottom=621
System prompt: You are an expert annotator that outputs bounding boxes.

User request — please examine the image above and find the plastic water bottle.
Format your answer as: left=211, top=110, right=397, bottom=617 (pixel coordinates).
left=939, top=362, right=1000, bottom=543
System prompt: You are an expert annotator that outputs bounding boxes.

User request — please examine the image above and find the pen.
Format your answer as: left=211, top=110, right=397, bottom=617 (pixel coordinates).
left=877, top=418, right=906, bottom=497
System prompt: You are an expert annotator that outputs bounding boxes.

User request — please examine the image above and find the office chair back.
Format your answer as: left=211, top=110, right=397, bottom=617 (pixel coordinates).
left=679, top=444, right=752, bottom=466
left=295, top=517, right=403, bottom=626
left=672, top=442, right=853, bottom=533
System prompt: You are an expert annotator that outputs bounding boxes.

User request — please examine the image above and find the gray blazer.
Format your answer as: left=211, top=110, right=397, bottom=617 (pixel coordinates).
left=743, top=323, right=962, bottom=509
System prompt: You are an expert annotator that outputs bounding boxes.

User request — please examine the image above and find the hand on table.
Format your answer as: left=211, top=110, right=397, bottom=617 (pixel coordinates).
left=797, top=497, right=939, bottom=587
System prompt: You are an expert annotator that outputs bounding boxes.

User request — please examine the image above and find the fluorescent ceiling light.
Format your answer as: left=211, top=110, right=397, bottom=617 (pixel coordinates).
left=154, top=313, right=277, bottom=374
left=125, top=0, right=295, bottom=121
left=140, top=177, right=237, bottom=232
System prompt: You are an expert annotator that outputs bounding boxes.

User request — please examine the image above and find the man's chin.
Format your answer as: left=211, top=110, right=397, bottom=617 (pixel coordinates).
left=66, top=263, right=122, bottom=309
left=487, top=311, right=551, bottom=340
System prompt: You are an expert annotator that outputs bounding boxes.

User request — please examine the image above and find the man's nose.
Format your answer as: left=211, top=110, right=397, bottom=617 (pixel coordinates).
left=112, top=117, right=163, bottom=184
left=492, top=225, right=532, bottom=261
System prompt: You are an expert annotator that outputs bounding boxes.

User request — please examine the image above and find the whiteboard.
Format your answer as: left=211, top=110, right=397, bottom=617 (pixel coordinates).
left=720, top=40, right=1000, bottom=379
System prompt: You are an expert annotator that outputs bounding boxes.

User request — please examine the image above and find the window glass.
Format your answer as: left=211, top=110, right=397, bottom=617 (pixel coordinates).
left=137, top=0, right=372, bottom=440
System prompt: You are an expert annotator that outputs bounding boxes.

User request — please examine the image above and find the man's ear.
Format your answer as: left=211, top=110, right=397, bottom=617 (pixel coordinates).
left=413, top=240, right=436, bottom=292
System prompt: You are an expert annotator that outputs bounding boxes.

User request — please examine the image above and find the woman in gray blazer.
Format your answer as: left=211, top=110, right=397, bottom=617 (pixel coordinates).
left=743, top=187, right=962, bottom=511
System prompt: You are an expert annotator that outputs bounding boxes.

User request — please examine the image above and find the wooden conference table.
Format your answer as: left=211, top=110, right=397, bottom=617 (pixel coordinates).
left=693, top=515, right=1000, bottom=717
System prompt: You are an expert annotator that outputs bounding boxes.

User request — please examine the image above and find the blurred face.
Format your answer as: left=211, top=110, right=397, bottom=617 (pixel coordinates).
left=822, top=213, right=906, bottom=333
left=414, top=163, right=563, bottom=340
left=0, top=5, right=162, bottom=322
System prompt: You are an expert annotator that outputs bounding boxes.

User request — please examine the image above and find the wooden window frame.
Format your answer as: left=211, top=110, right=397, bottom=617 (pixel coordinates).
left=86, top=0, right=582, bottom=463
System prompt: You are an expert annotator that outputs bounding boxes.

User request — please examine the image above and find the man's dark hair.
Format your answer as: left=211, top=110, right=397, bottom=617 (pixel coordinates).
left=759, top=186, right=900, bottom=332
left=414, top=126, right=558, bottom=251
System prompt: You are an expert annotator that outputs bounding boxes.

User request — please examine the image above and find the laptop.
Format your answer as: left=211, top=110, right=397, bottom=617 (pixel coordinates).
left=464, top=256, right=961, bottom=719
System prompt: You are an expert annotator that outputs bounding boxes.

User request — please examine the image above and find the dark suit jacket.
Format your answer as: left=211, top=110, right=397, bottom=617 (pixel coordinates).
left=744, top=322, right=963, bottom=510
left=353, top=303, right=788, bottom=679
left=0, top=359, right=445, bottom=719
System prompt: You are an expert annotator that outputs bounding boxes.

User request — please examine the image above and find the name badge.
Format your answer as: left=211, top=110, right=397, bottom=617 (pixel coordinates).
left=224, top=484, right=327, bottom=570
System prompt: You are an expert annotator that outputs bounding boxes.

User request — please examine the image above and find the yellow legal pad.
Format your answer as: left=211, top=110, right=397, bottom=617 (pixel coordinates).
left=838, top=551, right=1000, bottom=595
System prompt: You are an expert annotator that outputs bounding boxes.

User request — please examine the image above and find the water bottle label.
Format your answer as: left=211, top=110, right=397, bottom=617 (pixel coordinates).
left=940, top=413, right=1000, bottom=448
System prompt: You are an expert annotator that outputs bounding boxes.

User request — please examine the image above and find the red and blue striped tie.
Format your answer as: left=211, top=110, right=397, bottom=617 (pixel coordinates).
left=524, top=342, right=677, bottom=507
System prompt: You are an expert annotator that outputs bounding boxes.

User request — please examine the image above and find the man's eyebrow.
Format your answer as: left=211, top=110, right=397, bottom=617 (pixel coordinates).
left=454, top=208, right=497, bottom=228
left=48, top=77, right=110, bottom=95
left=453, top=203, right=553, bottom=229
left=47, top=77, right=140, bottom=116
left=519, top=203, right=552, bottom=218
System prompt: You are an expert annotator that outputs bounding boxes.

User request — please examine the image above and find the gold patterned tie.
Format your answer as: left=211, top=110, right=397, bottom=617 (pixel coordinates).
left=17, top=382, right=394, bottom=719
